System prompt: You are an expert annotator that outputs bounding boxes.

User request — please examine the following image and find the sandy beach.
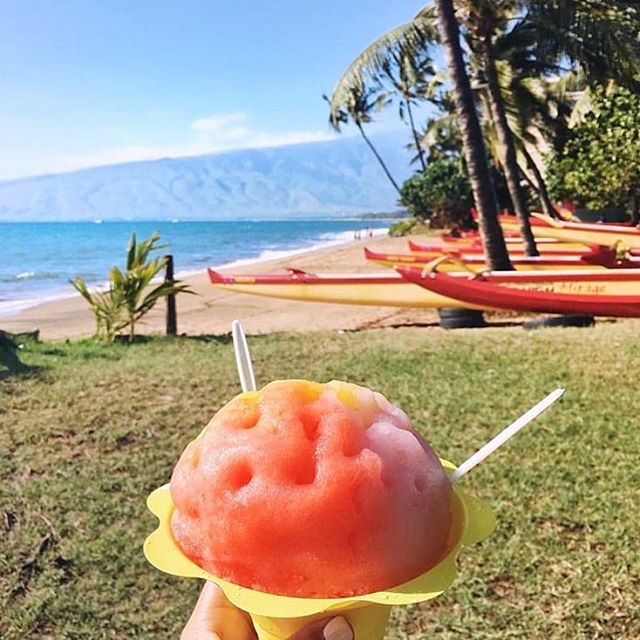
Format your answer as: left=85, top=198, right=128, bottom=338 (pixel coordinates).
left=0, top=234, right=446, bottom=340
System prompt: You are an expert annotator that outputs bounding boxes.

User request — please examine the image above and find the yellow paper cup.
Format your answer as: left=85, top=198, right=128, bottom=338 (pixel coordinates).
left=144, top=460, right=495, bottom=639
left=250, top=603, right=390, bottom=640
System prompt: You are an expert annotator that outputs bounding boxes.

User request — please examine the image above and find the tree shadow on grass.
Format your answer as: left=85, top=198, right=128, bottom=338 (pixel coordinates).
left=178, top=334, right=234, bottom=345
left=483, top=320, right=525, bottom=328
left=350, top=318, right=525, bottom=331
left=0, top=343, right=43, bottom=381
left=111, top=334, right=235, bottom=346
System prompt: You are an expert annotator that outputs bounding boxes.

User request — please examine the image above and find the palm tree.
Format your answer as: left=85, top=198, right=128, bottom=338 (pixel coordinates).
left=328, top=3, right=513, bottom=269
left=437, top=0, right=639, bottom=249
left=328, top=1, right=640, bottom=265
left=489, top=25, right=582, bottom=218
left=518, top=144, right=560, bottom=218
left=458, top=1, right=539, bottom=255
left=377, top=51, right=440, bottom=172
left=327, top=11, right=439, bottom=179
left=326, top=0, right=550, bottom=255
left=323, top=88, right=401, bottom=194
left=433, top=0, right=512, bottom=270
left=491, top=0, right=640, bottom=220
left=507, top=71, right=585, bottom=218
left=421, top=91, right=461, bottom=160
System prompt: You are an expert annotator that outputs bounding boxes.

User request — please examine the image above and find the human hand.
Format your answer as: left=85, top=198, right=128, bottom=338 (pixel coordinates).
left=181, top=581, right=354, bottom=640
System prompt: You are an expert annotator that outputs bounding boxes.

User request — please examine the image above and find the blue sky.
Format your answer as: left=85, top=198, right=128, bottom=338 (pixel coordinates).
left=0, top=0, right=430, bottom=181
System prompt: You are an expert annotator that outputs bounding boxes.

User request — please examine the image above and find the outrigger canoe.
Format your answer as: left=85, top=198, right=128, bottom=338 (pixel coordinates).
left=397, top=266, right=640, bottom=317
left=207, top=268, right=487, bottom=309
left=408, top=238, right=595, bottom=255
left=208, top=265, right=640, bottom=313
left=439, top=233, right=553, bottom=244
left=499, top=213, right=640, bottom=249
left=364, top=247, right=639, bottom=270
left=440, top=228, right=522, bottom=241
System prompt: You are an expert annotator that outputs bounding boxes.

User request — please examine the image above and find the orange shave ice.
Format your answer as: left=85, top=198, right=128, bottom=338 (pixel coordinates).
left=169, top=380, right=453, bottom=598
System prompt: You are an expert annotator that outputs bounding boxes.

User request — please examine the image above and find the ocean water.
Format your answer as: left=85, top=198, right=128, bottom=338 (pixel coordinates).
left=0, top=219, right=390, bottom=317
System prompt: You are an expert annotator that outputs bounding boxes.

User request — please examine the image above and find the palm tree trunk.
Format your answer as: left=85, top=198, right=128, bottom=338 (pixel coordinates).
left=433, top=0, right=512, bottom=271
left=477, top=38, right=539, bottom=257
left=519, top=143, right=560, bottom=219
left=355, top=122, right=401, bottom=194
left=406, top=101, right=428, bottom=172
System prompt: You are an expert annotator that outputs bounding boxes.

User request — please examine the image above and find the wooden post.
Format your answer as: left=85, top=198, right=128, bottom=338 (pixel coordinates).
left=165, top=255, right=177, bottom=336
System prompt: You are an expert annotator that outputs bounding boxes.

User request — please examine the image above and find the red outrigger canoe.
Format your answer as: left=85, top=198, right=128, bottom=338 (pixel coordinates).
left=397, top=266, right=640, bottom=318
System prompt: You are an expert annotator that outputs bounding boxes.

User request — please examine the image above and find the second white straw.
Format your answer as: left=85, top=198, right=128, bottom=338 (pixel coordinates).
left=448, top=388, right=565, bottom=484
left=231, top=320, right=257, bottom=393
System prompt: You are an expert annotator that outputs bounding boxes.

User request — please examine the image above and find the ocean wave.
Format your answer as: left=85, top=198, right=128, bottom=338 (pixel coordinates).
left=0, top=290, right=80, bottom=318
left=0, top=271, right=60, bottom=283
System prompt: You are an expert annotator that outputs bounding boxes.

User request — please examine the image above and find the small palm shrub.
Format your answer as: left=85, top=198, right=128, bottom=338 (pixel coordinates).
left=71, top=232, right=193, bottom=342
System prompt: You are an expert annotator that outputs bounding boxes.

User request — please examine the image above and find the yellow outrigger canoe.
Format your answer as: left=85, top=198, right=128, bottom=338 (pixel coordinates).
left=208, top=268, right=487, bottom=309
left=364, top=247, right=639, bottom=271
left=208, top=266, right=640, bottom=310
left=500, top=213, right=640, bottom=249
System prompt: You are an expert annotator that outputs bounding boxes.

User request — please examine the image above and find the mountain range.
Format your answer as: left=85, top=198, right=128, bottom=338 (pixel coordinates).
left=0, top=134, right=414, bottom=221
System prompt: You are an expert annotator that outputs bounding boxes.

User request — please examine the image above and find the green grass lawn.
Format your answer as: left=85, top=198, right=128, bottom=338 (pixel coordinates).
left=1, top=322, right=639, bottom=639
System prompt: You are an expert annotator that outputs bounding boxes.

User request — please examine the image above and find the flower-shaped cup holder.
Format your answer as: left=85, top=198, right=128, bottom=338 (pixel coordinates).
left=144, top=460, right=495, bottom=640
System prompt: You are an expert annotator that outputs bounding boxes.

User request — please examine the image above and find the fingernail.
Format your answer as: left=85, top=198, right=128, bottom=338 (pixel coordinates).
left=323, top=616, right=353, bottom=640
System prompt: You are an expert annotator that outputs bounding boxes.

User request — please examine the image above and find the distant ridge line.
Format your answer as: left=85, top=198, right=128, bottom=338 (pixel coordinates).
left=0, top=132, right=413, bottom=222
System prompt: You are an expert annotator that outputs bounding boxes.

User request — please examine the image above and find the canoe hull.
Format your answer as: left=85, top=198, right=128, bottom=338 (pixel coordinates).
left=408, top=239, right=593, bottom=255
left=500, top=213, right=640, bottom=249
left=397, top=267, right=640, bottom=317
left=364, top=247, right=636, bottom=271
left=207, top=269, right=487, bottom=309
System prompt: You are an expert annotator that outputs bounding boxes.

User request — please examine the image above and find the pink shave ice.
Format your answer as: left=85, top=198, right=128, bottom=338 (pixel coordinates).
left=170, top=380, right=453, bottom=597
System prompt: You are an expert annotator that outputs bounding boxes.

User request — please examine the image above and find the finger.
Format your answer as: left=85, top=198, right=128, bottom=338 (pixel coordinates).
left=181, top=581, right=256, bottom=640
left=287, top=616, right=353, bottom=640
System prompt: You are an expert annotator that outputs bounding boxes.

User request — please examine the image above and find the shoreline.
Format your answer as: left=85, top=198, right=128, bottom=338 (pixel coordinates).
left=0, top=233, right=441, bottom=340
left=0, top=226, right=389, bottom=320
left=179, top=226, right=388, bottom=278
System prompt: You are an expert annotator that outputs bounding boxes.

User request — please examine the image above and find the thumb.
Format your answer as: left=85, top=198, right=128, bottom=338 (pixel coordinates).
left=287, top=616, right=353, bottom=640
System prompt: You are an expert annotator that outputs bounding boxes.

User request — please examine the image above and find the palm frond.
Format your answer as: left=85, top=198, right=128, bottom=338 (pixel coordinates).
left=134, top=281, right=194, bottom=321
left=526, top=1, right=640, bottom=90
left=69, top=277, right=94, bottom=305
left=329, top=6, right=438, bottom=120
left=126, top=233, right=137, bottom=271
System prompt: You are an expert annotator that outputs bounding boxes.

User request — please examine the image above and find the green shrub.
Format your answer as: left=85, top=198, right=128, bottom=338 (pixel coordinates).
left=546, top=85, right=640, bottom=214
left=388, top=219, right=418, bottom=236
left=398, top=158, right=473, bottom=228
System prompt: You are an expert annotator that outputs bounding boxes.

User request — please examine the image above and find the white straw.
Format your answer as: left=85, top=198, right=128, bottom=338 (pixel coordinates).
left=231, top=320, right=256, bottom=393
left=448, top=388, right=565, bottom=484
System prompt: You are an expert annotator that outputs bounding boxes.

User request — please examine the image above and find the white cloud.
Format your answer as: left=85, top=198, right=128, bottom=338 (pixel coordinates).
left=190, top=113, right=246, bottom=132
left=188, top=112, right=334, bottom=151
left=16, top=113, right=336, bottom=179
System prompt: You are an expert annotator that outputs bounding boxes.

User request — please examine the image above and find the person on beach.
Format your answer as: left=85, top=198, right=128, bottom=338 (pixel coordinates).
left=182, top=582, right=353, bottom=640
